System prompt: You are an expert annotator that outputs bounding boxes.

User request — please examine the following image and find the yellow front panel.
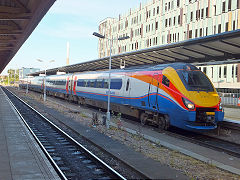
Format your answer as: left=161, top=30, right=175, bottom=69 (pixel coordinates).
left=163, top=67, right=220, bottom=107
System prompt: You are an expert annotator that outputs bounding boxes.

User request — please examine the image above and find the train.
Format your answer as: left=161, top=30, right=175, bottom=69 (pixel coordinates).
left=20, top=62, right=224, bottom=131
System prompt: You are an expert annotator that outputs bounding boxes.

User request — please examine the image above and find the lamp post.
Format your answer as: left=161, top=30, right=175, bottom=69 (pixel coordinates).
left=93, top=32, right=129, bottom=129
left=37, top=59, right=55, bottom=102
left=26, top=75, right=28, bottom=94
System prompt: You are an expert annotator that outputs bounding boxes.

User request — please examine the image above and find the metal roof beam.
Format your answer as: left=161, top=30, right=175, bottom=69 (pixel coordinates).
left=0, top=13, right=32, bottom=20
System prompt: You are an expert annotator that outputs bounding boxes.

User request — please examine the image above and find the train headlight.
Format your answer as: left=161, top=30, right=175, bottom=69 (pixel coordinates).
left=182, top=98, right=195, bottom=110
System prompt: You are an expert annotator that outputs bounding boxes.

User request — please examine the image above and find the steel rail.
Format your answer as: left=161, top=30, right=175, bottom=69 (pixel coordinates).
left=3, top=87, right=126, bottom=180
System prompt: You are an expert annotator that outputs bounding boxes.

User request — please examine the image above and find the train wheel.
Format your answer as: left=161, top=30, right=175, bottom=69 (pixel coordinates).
left=164, top=115, right=170, bottom=130
left=140, top=113, right=148, bottom=126
left=158, top=116, right=166, bottom=130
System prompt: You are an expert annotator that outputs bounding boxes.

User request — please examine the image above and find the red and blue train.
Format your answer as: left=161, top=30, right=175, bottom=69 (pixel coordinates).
left=20, top=63, right=224, bottom=131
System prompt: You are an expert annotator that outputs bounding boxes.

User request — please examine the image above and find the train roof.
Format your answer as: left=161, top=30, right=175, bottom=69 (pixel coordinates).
left=72, top=62, right=198, bottom=74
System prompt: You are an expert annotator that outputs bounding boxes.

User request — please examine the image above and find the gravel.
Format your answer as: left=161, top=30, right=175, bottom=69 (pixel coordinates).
left=7, top=86, right=240, bottom=180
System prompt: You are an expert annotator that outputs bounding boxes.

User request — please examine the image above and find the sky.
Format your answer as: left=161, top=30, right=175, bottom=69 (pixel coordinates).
left=1, top=0, right=145, bottom=75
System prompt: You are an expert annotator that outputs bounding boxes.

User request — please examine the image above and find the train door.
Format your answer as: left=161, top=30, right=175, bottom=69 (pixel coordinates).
left=66, top=75, right=72, bottom=94
left=73, top=75, right=77, bottom=95
left=148, top=73, right=160, bottom=109
left=123, top=75, right=131, bottom=105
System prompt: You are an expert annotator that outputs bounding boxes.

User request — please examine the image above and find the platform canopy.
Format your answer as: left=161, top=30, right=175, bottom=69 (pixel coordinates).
left=30, top=29, right=240, bottom=76
left=0, top=0, right=56, bottom=73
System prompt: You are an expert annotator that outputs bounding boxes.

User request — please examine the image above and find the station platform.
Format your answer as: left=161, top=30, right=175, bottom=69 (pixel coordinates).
left=0, top=88, right=60, bottom=180
left=224, top=107, right=240, bottom=123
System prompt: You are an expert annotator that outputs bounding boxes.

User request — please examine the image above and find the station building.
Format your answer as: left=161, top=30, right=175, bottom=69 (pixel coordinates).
left=196, top=63, right=240, bottom=92
left=98, top=0, right=240, bottom=90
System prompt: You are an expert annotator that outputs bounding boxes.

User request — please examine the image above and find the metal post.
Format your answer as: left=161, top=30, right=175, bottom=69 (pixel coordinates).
left=18, top=69, right=20, bottom=90
left=26, top=76, right=28, bottom=94
left=14, top=69, right=15, bottom=85
left=106, top=38, right=113, bottom=129
left=44, top=69, right=46, bottom=102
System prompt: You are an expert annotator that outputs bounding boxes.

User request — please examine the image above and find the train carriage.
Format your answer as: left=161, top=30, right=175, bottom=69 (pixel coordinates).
left=20, top=62, right=224, bottom=131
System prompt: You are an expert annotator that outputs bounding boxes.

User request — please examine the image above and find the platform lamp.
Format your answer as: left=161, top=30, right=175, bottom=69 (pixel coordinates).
left=93, top=32, right=129, bottom=129
left=36, top=59, right=55, bottom=102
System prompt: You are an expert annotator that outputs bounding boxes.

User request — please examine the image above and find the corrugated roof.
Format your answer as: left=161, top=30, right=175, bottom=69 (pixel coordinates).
left=30, top=29, right=240, bottom=76
left=0, top=0, right=56, bottom=73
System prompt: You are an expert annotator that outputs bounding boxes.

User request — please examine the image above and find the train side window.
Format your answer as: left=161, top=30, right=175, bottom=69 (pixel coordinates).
left=103, top=79, right=108, bottom=88
left=96, top=79, right=103, bottom=88
left=89, top=79, right=95, bottom=87
left=84, top=80, right=88, bottom=87
left=111, top=79, right=122, bottom=90
left=126, top=79, right=130, bottom=91
left=162, top=75, right=170, bottom=87
left=77, top=79, right=84, bottom=87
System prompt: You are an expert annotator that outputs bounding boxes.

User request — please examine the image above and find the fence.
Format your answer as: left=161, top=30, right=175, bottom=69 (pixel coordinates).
left=218, top=92, right=240, bottom=106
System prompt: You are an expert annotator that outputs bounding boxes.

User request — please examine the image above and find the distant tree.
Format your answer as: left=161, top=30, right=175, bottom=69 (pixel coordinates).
left=6, top=69, right=20, bottom=84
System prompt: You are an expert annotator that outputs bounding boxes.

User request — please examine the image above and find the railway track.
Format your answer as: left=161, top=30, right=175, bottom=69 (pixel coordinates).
left=2, top=87, right=126, bottom=180
left=165, top=127, right=240, bottom=159
left=219, top=120, right=240, bottom=132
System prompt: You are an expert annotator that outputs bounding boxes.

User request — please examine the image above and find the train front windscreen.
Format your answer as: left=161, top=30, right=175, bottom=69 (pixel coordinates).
left=177, top=70, right=214, bottom=92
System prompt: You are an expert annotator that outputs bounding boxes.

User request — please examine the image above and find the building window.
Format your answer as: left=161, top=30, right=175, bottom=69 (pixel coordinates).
left=222, top=1, right=226, bottom=13
left=232, top=65, right=234, bottom=78
left=233, top=20, right=236, bottom=30
left=200, top=28, right=203, bottom=36
left=168, top=2, right=170, bottom=10
left=225, top=22, right=229, bottom=31
left=178, top=15, right=180, bottom=24
left=203, top=67, right=207, bottom=74
left=214, top=5, right=217, bottom=15
left=169, top=18, right=171, bottom=26
left=219, top=67, right=221, bottom=78
left=153, top=8, right=155, bottom=16
left=218, top=24, right=221, bottom=33
left=155, top=21, right=158, bottom=30
left=211, top=67, right=214, bottom=78
left=206, top=7, right=209, bottom=17
left=165, top=19, right=168, bottom=27
left=236, top=65, right=238, bottom=77
left=201, top=8, right=204, bottom=19
left=174, top=16, right=176, bottom=25
left=224, top=66, right=227, bottom=78
left=190, top=12, right=193, bottom=21
left=189, top=30, right=192, bottom=39
left=206, top=27, right=208, bottom=36
left=228, top=0, right=232, bottom=11
left=165, top=3, right=167, bottom=11
left=177, top=0, right=180, bottom=7
left=157, top=6, right=159, bottom=14
left=214, top=25, right=216, bottom=34
left=195, top=29, right=198, bottom=38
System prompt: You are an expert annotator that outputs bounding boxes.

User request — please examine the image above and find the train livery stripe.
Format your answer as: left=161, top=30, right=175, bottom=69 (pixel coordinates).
left=66, top=77, right=69, bottom=94
left=73, top=76, right=77, bottom=95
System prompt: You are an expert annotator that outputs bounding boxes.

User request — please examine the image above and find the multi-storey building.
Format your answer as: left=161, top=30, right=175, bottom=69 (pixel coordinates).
left=197, top=62, right=240, bottom=91
left=98, top=0, right=240, bottom=90
left=98, top=0, right=240, bottom=58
